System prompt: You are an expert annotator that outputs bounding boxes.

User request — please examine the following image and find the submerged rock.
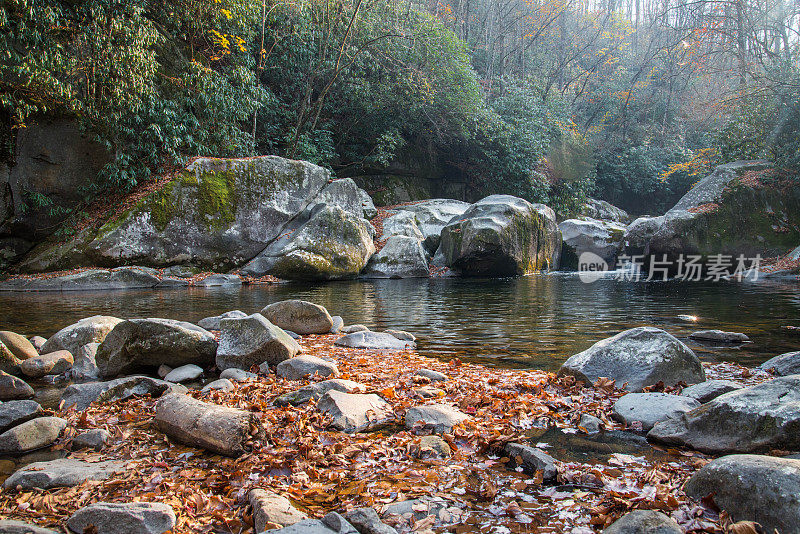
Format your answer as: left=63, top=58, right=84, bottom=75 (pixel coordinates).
left=684, top=454, right=800, bottom=533
left=4, top=458, right=124, bottom=490
left=648, top=375, right=800, bottom=453
left=154, top=393, right=262, bottom=457
left=261, top=300, right=334, bottom=335
left=558, top=327, right=705, bottom=392
left=216, top=313, right=301, bottom=371
left=689, top=330, right=749, bottom=343
left=67, top=501, right=176, bottom=534
left=438, top=195, right=561, bottom=276
left=612, top=393, right=700, bottom=431
left=96, top=318, right=217, bottom=378
left=317, top=390, right=393, bottom=433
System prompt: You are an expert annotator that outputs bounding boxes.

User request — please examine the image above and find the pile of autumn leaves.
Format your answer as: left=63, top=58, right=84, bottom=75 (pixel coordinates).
left=0, top=334, right=734, bottom=533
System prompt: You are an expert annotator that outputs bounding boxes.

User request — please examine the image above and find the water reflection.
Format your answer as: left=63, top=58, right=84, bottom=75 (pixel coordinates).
left=1, top=274, right=798, bottom=371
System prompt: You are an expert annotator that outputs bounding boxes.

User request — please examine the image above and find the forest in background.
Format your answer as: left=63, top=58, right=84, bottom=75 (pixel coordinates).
left=1, top=0, right=799, bottom=216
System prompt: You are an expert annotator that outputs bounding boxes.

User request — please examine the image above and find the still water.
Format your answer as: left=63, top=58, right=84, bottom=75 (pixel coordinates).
left=1, top=274, right=798, bottom=372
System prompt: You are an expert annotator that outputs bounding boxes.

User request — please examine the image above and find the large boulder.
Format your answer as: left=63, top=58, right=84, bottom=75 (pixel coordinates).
left=275, top=355, right=339, bottom=380
left=648, top=375, right=800, bottom=453
left=0, top=267, right=161, bottom=292
left=96, top=318, right=217, bottom=378
left=403, top=199, right=471, bottom=252
left=70, top=342, right=101, bottom=381
left=241, top=203, right=375, bottom=280
left=311, top=178, right=369, bottom=219
left=61, top=376, right=185, bottom=411
left=216, top=314, right=301, bottom=371
left=404, top=404, right=469, bottom=434
left=261, top=300, right=334, bottom=335
left=197, top=310, right=247, bottom=331
left=66, top=502, right=176, bottom=534
left=684, top=454, right=800, bottom=533
left=581, top=198, right=629, bottom=224
left=559, top=218, right=626, bottom=270
left=17, top=156, right=331, bottom=273
left=759, top=351, right=800, bottom=375
left=437, top=195, right=561, bottom=276
left=154, top=393, right=263, bottom=457
left=379, top=211, right=424, bottom=241
left=621, top=216, right=664, bottom=257
left=558, top=327, right=705, bottom=391
left=362, top=236, right=430, bottom=278
left=645, top=161, right=799, bottom=270
left=41, top=315, right=123, bottom=355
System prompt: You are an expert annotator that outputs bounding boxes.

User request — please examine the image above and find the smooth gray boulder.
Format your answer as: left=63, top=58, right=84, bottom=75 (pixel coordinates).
left=317, top=390, right=393, bottom=433
left=241, top=203, right=375, bottom=281
left=262, top=512, right=357, bottom=534
left=603, top=510, right=682, bottom=534
left=405, top=404, right=469, bottom=434
left=313, top=178, right=370, bottom=219
left=216, top=313, right=301, bottom=371
left=341, top=325, right=369, bottom=334
left=96, top=318, right=217, bottom=378
left=681, top=379, right=743, bottom=403
left=386, top=329, right=416, bottom=342
left=67, top=502, right=176, bottom=534
left=0, top=267, right=161, bottom=292
left=0, top=371, right=34, bottom=400
left=558, top=327, right=705, bottom=391
left=0, top=400, right=42, bottom=433
left=201, top=378, right=234, bottom=393
left=4, top=458, right=124, bottom=490
left=61, top=376, right=185, bottom=411
left=559, top=218, right=626, bottom=270
left=403, top=199, right=471, bottom=252
left=41, top=315, right=123, bottom=355
left=334, top=332, right=414, bottom=350
left=684, top=454, right=800, bottom=534
left=438, top=195, right=561, bottom=276
left=249, top=489, right=308, bottom=531
left=72, top=428, right=111, bottom=450
left=0, top=416, right=67, bottom=454
left=330, top=316, right=344, bottom=333
left=197, top=310, right=247, bottom=330
left=261, top=300, right=334, bottom=335
left=70, top=342, right=100, bottom=381
left=648, top=375, right=800, bottom=453
left=219, top=368, right=257, bottom=382
left=344, top=508, right=398, bottom=534
left=689, top=330, right=749, bottom=343
left=20, top=350, right=73, bottom=378
left=502, top=442, right=557, bottom=481
left=275, top=355, right=339, bottom=380
left=379, top=210, right=424, bottom=241
left=0, top=520, right=60, bottom=533
left=164, top=364, right=203, bottom=383
left=760, top=351, right=800, bottom=375
left=582, top=198, right=629, bottom=223
left=362, top=236, right=429, bottom=279
left=154, top=393, right=262, bottom=457
left=0, top=331, right=38, bottom=360
left=612, top=393, right=700, bottom=431
left=274, top=379, right=365, bottom=407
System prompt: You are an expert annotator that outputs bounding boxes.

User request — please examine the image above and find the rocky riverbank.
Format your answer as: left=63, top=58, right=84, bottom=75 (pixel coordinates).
left=1, top=301, right=798, bottom=533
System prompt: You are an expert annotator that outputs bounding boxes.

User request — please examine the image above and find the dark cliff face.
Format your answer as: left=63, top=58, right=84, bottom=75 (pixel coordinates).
left=1, top=119, right=112, bottom=268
